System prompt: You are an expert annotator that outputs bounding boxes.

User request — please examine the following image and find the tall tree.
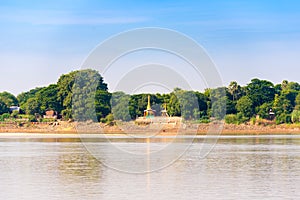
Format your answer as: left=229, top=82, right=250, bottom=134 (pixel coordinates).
left=228, top=81, right=242, bottom=101
left=245, top=78, right=275, bottom=108
left=71, top=69, right=109, bottom=122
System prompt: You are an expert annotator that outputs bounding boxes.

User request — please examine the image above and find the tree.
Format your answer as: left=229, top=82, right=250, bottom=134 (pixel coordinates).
left=257, top=102, right=273, bottom=119
left=0, top=92, right=18, bottom=107
left=194, top=91, right=209, bottom=118
left=25, top=97, right=41, bottom=115
left=245, top=78, right=275, bottom=108
left=71, top=69, right=109, bottom=122
left=236, top=96, right=253, bottom=118
left=35, top=84, right=63, bottom=114
left=0, top=99, right=9, bottom=115
left=57, top=69, right=109, bottom=121
left=175, top=90, right=199, bottom=120
left=57, top=70, right=79, bottom=116
left=111, top=92, right=132, bottom=121
left=167, top=92, right=181, bottom=117
left=294, top=93, right=300, bottom=110
left=273, top=92, right=295, bottom=116
left=95, top=90, right=111, bottom=121
left=286, top=81, right=300, bottom=91
left=228, top=81, right=242, bottom=101
left=17, top=87, right=43, bottom=107
left=210, top=87, right=227, bottom=120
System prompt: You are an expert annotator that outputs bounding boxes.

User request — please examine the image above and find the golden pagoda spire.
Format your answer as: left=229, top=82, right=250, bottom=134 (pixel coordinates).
left=147, top=95, right=151, bottom=110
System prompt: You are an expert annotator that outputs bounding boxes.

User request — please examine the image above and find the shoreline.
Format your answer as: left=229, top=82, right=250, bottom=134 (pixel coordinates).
left=1, top=121, right=300, bottom=135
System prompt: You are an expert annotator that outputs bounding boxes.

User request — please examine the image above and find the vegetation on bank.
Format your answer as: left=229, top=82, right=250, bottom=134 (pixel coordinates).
left=1, top=69, right=300, bottom=126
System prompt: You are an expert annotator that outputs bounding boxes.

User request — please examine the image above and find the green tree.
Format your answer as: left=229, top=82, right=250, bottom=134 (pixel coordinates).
left=167, top=92, right=181, bottom=117
left=236, top=96, right=253, bottom=119
left=175, top=89, right=199, bottom=120
left=0, top=92, right=18, bottom=107
left=294, top=93, right=300, bottom=110
left=228, top=81, right=242, bottom=101
left=273, top=92, right=294, bottom=116
left=57, top=70, right=78, bottom=116
left=194, top=91, right=209, bottom=118
left=245, top=78, right=275, bottom=108
left=210, top=87, right=227, bottom=120
left=111, top=92, right=132, bottom=121
left=286, top=81, right=300, bottom=91
left=95, top=90, right=111, bottom=121
left=71, top=69, right=109, bottom=122
left=17, top=87, right=43, bottom=107
left=257, top=102, right=273, bottom=119
left=25, top=97, right=41, bottom=115
left=35, top=84, right=63, bottom=114
left=0, top=99, right=9, bottom=114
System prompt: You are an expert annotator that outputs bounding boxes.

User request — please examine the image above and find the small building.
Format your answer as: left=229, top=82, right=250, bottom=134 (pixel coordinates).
left=9, top=106, right=20, bottom=113
left=269, top=108, right=275, bottom=120
left=44, top=109, right=58, bottom=119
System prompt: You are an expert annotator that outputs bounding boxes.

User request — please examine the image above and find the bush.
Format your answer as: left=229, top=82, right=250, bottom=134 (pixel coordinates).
left=11, top=110, right=19, bottom=118
left=104, top=113, right=115, bottom=126
left=291, top=110, right=300, bottom=123
left=28, top=115, right=37, bottom=122
left=250, top=117, right=256, bottom=125
left=236, top=112, right=249, bottom=124
left=198, top=116, right=210, bottom=123
left=39, top=118, right=56, bottom=123
left=225, top=114, right=239, bottom=124
left=0, top=113, right=10, bottom=121
left=276, top=113, right=292, bottom=124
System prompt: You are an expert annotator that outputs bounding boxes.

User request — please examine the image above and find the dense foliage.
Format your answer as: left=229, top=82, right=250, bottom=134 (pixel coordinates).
left=1, top=70, right=300, bottom=125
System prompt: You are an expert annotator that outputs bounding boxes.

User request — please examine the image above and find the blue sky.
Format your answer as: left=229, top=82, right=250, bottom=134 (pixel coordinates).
left=1, top=0, right=300, bottom=95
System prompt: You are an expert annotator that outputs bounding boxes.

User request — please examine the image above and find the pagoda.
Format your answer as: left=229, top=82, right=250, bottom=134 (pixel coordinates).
left=144, top=95, right=155, bottom=118
left=161, top=103, right=169, bottom=117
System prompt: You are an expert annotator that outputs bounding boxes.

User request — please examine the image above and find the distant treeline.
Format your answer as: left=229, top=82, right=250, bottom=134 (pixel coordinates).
left=1, top=69, right=300, bottom=124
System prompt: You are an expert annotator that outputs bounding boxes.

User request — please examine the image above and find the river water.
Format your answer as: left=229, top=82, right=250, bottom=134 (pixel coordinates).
left=0, top=135, right=300, bottom=200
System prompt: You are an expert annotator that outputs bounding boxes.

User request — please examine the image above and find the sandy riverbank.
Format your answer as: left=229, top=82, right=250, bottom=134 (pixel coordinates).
left=1, top=121, right=300, bottom=135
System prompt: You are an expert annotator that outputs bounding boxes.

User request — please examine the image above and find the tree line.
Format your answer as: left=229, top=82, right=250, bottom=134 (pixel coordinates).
left=1, top=69, right=300, bottom=124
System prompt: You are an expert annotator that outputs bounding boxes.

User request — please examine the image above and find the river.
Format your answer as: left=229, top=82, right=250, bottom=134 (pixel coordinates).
left=0, top=134, right=300, bottom=200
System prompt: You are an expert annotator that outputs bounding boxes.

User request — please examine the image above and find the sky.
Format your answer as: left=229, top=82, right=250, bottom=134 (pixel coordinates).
left=1, top=0, right=300, bottom=95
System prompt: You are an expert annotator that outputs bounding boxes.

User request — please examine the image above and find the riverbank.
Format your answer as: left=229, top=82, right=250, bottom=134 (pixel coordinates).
left=1, top=121, right=300, bottom=135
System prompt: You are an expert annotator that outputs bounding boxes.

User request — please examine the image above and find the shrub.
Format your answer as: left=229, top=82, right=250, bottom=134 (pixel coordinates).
left=28, top=115, right=37, bottom=122
left=39, top=118, right=56, bottom=123
left=276, top=113, right=291, bottom=124
left=11, top=110, right=19, bottom=118
left=236, top=112, right=249, bottom=124
left=198, top=116, right=210, bottom=123
left=104, top=113, right=115, bottom=126
left=1, top=113, right=10, bottom=121
left=225, top=114, right=239, bottom=124
left=250, top=117, right=256, bottom=125
left=291, top=110, right=300, bottom=123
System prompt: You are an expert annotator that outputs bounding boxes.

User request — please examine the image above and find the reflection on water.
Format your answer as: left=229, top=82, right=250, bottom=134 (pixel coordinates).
left=58, top=151, right=101, bottom=181
left=0, top=135, right=300, bottom=199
